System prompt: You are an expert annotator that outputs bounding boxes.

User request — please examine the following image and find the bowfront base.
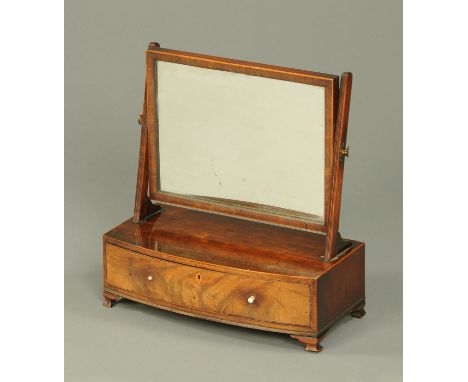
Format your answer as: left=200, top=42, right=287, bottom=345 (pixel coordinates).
left=102, top=205, right=366, bottom=352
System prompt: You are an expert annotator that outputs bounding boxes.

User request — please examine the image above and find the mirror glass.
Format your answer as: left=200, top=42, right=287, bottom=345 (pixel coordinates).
left=157, top=61, right=326, bottom=221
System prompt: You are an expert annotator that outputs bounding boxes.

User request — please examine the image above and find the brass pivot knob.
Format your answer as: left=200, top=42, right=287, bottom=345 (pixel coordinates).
left=340, top=145, right=350, bottom=161
left=138, top=114, right=143, bottom=126
left=247, top=296, right=255, bottom=304
left=147, top=275, right=153, bottom=281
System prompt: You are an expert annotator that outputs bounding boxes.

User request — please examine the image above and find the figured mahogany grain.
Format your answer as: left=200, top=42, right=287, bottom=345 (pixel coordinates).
left=105, top=243, right=311, bottom=327
left=103, top=204, right=365, bottom=343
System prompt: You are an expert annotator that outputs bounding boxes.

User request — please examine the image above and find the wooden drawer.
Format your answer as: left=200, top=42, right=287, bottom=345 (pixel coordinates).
left=105, top=244, right=311, bottom=328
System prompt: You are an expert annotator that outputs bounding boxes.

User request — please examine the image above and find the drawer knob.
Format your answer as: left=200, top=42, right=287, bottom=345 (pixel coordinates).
left=147, top=275, right=153, bottom=281
left=247, top=296, right=255, bottom=304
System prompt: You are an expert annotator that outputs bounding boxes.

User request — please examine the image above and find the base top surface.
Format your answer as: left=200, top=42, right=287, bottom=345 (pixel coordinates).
left=104, top=204, right=362, bottom=279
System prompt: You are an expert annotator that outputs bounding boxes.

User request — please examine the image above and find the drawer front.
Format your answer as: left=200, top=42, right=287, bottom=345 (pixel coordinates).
left=105, top=244, right=311, bottom=328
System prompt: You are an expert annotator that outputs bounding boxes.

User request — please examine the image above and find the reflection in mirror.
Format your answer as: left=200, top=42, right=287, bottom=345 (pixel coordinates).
left=157, top=61, right=326, bottom=221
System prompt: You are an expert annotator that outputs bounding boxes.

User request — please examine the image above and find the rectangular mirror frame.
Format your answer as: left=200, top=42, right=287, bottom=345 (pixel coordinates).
left=144, top=46, right=339, bottom=233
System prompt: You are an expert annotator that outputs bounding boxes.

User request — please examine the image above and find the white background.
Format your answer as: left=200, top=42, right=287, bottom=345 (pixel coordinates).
left=404, top=1, right=468, bottom=381
left=0, top=1, right=63, bottom=381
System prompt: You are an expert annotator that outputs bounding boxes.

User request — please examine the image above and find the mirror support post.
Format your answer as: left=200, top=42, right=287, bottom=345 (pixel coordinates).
left=133, top=46, right=162, bottom=223
left=324, top=73, right=353, bottom=261
left=132, top=109, right=161, bottom=223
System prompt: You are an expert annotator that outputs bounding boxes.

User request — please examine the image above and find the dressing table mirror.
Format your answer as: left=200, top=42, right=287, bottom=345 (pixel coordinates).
left=103, top=43, right=365, bottom=352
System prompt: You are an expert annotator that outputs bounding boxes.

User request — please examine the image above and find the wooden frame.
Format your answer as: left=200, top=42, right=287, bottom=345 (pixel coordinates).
left=105, top=43, right=366, bottom=353
left=134, top=42, right=353, bottom=261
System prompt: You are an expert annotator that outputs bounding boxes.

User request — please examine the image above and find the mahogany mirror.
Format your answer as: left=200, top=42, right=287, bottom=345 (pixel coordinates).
left=103, top=44, right=363, bottom=354
left=143, top=47, right=341, bottom=235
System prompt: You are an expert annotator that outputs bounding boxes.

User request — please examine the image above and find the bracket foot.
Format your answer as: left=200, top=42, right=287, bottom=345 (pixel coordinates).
left=102, top=291, right=121, bottom=308
left=291, top=330, right=329, bottom=352
left=350, top=299, right=366, bottom=318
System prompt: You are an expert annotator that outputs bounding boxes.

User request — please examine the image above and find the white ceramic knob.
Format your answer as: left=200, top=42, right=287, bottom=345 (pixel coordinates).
left=247, top=296, right=255, bottom=304
left=147, top=275, right=153, bottom=281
